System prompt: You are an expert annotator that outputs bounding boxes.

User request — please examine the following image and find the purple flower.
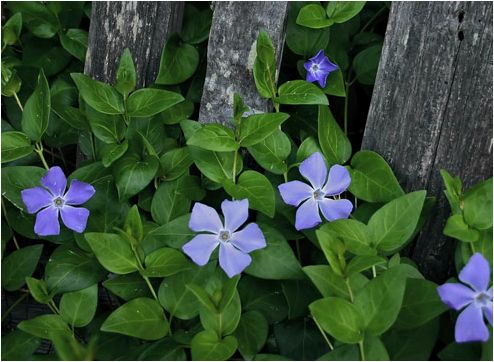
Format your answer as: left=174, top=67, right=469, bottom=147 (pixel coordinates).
left=182, top=199, right=266, bottom=278
left=278, top=152, right=352, bottom=230
left=304, top=50, right=338, bottom=88
left=21, top=166, right=95, bottom=236
left=437, top=253, right=493, bottom=343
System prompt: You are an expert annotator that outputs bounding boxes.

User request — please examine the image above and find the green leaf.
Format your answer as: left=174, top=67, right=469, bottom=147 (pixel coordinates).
left=85, top=232, right=138, bottom=274
left=443, top=214, right=480, bottom=242
left=191, top=330, right=238, bottom=361
left=114, top=153, right=159, bottom=199
left=126, top=89, right=184, bottom=117
left=276, top=80, right=328, bottom=105
left=101, top=141, right=128, bottom=167
left=200, top=290, right=241, bottom=336
left=234, top=311, right=268, bottom=360
left=45, top=244, right=106, bottom=294
left=156, top=34, right=199, bottom=85
left=123, top=205, right=143, bottom=244
left=368, top=191, right=426, bottom=253
left=363, top=335, right=389, bottom=361
left=1, top=68, right=21, bottom=97
left=143, top=247, right=190, bottom=277
left=151, top=175, right=204, bottom=225
left=85, top=105, right=126, bottom=143
left=239, top=112, right=290, bottom=147
left=101, top=297, right=169, bottom=340
left=116, top=48, right=136, bottom=96
left=2, top=13, right=22, bottom=46
left=463, top=178, right=492, bottom=230
left=348, top=150, right=404, bottom=202
left=2, top=245, right=43, bottom=291
left=354, top=265, right=408, bottom=335
left=60, top=284, right=98, bottom=327
left=319, top=219, right=374, bottom=256
left=310, top=297, right=364, bottom=343
left=59, top=28, right=88, bottom=62
left=326, top=2, right=366, bottom=23
left=245, top=224, right=303, bottom=280
left=394, top=278, right=447, bottom=330
left=186, top=283, right=218, bottom=312
left=247, top=130, right=291, bottom=175
left=189, top=147, right=242, bottom=184
left=25, top=277, right=52, bottom=304
left=71, top=73, right=124, bottom=114
left=323, top=68, right=346, bottom=97
left=352, top=44, right=382, bottom=85
left=181, top=4, right=212, bottom=44
left=219, top=275, right=241, bottom=311
left=318, top=344, right=359, bottom=360
left=138, top=337, right=187, bottom=361
left=296, top=4, right=333, bottom=29
left=1, top=131, right=33, bottom=163
left=7, top=2, right=59, bottom=38
left=253, top=31, right=277, bottom=99
left=143, top=213, right=193, bottom=251
left=296, top=136, right=322, bottom=163
left=224, top=171, right=275, bottom=217
left=21, top=70, right=50, bottom=141
left=282, top=279, right=320, bottom=319
left=346, top=255, right=387, bottom=276
left=187, top=124, right=239, bottom=152
left=160, top=147, right=193, bottom=181
left=18, top=315, right=71, bottom=341
left=160, top=99, right=195, bottom=125
left=318, top=105, right=351, bottom=166
left=102, top=273, right=151, bottom=301
left=1, top=330, right=41, bottom=361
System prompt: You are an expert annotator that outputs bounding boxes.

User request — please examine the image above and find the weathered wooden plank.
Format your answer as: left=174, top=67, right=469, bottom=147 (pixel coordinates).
left=85, top=1, right=184, bottom=87
left=199, top=1, right=289, bottom=125
left=362, top=2, right=492, bottom=281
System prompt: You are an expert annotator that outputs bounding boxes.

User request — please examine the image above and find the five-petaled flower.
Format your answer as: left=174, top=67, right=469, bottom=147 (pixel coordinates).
left=21, top=166, right=95, bottom=236
left=437, top=253, right=493, bottom=343
left=182, top=199, right=266, bottom=278
left=278, top=152, right=353, bottom=230
left=304, top=50, right=338, bottom=88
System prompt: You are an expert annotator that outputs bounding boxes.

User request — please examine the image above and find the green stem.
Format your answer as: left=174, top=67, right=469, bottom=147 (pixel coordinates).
left=360, top=6, right=387, bottom=33
left=142, top=275, right=159, bottom=302
left=312, top=315, right=334, bottom=351
left=273, top=102, right=280, bottom=113
left=49, top=300, right=61, bottom=315
left=283, top=172, right=288, bottom=183
left=13, top=92, right=24, bottom=112
left=371, top=266, right=377, bottom=278
left=358, top=339, right=366, bottom=361
left=34, top=142, right=49, bottom=170
left=131, top=246, right=160, bottom=302
left=1, top=292, right=28, bottom=322
left=469, top=242, right=476, bottom=255
left=232, top=149, right=238, bottom=184
left=345, top=278, right=354, bottom=302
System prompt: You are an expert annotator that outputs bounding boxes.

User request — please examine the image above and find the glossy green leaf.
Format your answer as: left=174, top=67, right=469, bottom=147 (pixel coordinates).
left=463, top=178, right=492, bottom=230
left=248, top=130, right=291, bottom=175
left=352, top=44, right=382, bottom=85
left=348, top=150, right=404, bottom=202
left=2, top=12, right=22, bottom=46
left=60, top=284, right=98, bottom=327
left=59, top=28, right=88, bottom=61
left=126, top=89, right=184, bottom=117
left=224, top=171, right=275, bottom=217
left=363, top=335, right=389, bottom=361
left=85, top=232, right=138, bottom=274
left=25, top=277, right=52, bottom=304
left=253, top=31, right=277, bottom=99
left=143, top=247, right=190, bottom=277
left=1, top=330, right=41, bottom=361
left=2, top=245, right=42, bottom=291
left=296, top=4, right=333, bottom=29
left=86, top=104, right=126, bottom=143
left=71, top=73, right=124, bottom=114
left=18, top=314, right=71, bottom=340
left=239, top=112, right=290, bottom=147
left=234, top=311, right=268, bottom=360
left=1, top=131, right=33, bottom=163
left=156, top=34, right=199, bottom=85
left=277, top=80, right=328, bottom=105
left=319, top=219, right=374, bottom=256
left=326, top=2, right=366, bottom=23
left=191, top=331, right=238, bottom=361
left=187, top=124, right=239, bottom=152
left=115, top=48, right=136, bottom=96
left=160, top=147, right=193, bottom=181
left=101, top=141, right=128, bottom=167
left=443, top=214, right=480, bottom=242
left=318, top=105, right=351, bottom=166
left=101, top=297, right=169, bottom=340
left=114, top=153, right=159, bottom=199
left=102, top=273, right=151, bottom=301
left=7, top=2, right=59, bottom=38
left=181, top=4, right=212, bottom=44
left=143, top=213, right=193, bottom=251
left=346, top=255, right=387, bottom=276
left=21, top=70, right=50, bottom=141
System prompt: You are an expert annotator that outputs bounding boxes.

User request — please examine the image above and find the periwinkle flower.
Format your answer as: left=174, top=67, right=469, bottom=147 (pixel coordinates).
left=304, top=50, right=338, bottom=88
left=21, top=166, right=95, bottom=236
left=437, top=253, right=493, bottom=343
left=182, top=199, right=266, bottom=278
left=278, top=152, right=353, bottom=230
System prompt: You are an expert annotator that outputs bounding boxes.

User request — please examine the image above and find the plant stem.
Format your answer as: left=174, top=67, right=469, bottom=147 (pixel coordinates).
left=142, top=275, right=159, bottom=302
left=345, top=278, right=354, bottom=302
left=283, top=172, right=288, bottom=183
left=312, top=315, right=334, bottom=351
left=1, top=292, right=28, bottom=322
left=469, top=242, right=476, bottom=255
left=49, top=300, right=61, bottom=315
left=358, top=340, right=366, bottom=361
left=372, top=265, right=377, bottom=278
left=232, top=149, right=238, bottom=184
left=34, top=142, right=49, bottom=170
left=13, top=92, right=24, bottom=112
left=360, top=6, right=387, bottom=34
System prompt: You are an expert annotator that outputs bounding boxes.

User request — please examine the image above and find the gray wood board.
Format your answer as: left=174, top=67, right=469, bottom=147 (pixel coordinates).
left=361, top=1, right=492, bottom=281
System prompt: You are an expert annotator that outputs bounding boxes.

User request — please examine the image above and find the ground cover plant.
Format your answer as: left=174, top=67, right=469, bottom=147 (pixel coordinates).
left=1, top=1, right=492, bottom=361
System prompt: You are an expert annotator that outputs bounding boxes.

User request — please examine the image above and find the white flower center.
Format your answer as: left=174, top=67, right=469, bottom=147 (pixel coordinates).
left=218, top=230, right=231, bottom=243
left=311, top=63, right=319, bottom=72
left=53, top=197, right=65, bottom=208
left=313, top=189, right=325, bottom=201
left=474, top=292, right=491, bottom=307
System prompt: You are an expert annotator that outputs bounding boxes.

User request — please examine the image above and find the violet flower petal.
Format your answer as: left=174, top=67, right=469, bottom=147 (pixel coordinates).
left=483, top=303, right=493, bottom=325
left=189, top=202, right=223, bottom=233
left=323, top=165, right=351, bottom=196
left=319, top=198, right=353, bottom=222
left=34, top=206, right=60, bottom=236
left=295, top=198, right=321, bottom=230
left=437, top=283, right=476, bottom=310
left=64, top=180, right=96, bottom=205
left=60, top=205, right=89, bottom=233
left=299, top=152, right=328, bottom=189
left=219, top=242, right=252, bottom=278
left=21, top=186, right=53, bottom=214
left=459, top=253, right=490, bottom=292
left=182, top=234, right=219, bottom=266
left=278, top=181, right=313, bottom=207
left=40, top=166, right=67, bottom=197
left=455, top=303, right=489, bottom=343
left=231, top=223, right=266, bottom=253
left=221, top=199, right=248, bottom=232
